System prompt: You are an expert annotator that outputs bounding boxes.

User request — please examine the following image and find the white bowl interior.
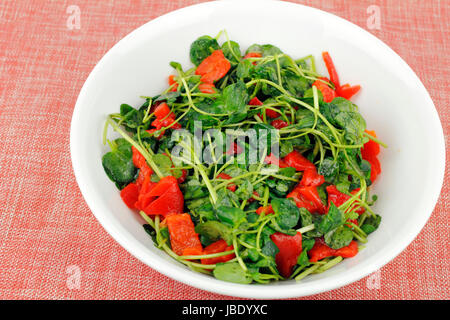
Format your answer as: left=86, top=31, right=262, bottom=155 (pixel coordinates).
left=70, top=0, right=445, bottom=298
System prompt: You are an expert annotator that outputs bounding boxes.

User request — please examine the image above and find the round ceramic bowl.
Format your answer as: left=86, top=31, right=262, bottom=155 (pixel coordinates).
left=70, top=0, right=445, bottom=298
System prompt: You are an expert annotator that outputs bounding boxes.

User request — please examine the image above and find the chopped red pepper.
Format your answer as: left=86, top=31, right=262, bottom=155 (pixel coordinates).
left=243, top=52, right=262, bottom=65
left=287, top=185, right=326, bottom=214
left=336, top=84, right=361, bottom=100
left=326, top=185, right=365, bottom=215
left=195, top=50, right=231, bottom=84
left=166, top=213, right=203, bottom=256
left=312, top=77, right=337, bottom=103
left=271, top=232, right=303, bottom=278
left=264, top=153, right=288, bottom=168
left=320, top=52, right=361, bottom=100
left=120, top=183, right=140, bottom=209
left=299, top=168, right=325, bottom=187
left=248, top=97, right=263, bottom=106
left=361, top=130, right=381, bottom=182
left=225, top=142, right=243, bottom=155
left=199, top=82, right=216, bottom=94
left=256, top=205, right=274, bottom=215
left=201, top=239, right=235, bottom=265
left=271, top=119, right=288, bottom=129
left=322, top=52, right=340, bottom=88
left=283, top=150, right=316, bottom=171
left=216, top=172, right=236, bottom=192
left=135, top=176, right=184, bottom=217
left=308, top=238, right=358, bottom=262
left=168, top=75, right=178, bottom=92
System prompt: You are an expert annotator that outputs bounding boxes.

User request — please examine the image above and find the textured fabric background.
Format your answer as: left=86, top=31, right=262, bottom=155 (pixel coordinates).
left=0, top=0, right=448, bottom=300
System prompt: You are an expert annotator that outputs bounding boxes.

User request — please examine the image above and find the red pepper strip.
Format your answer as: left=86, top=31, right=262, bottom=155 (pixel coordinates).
left=225, top=142, right=243, bottom=155
left=136, top=176, right=184, bottom=217
left=322, top=52, right=340, bottom=88
left=177, top=169, right=187, bottom=184
left=361, top=130, right=381, bottom=182
left=247, top=191, right=260, bottom=203
left=168, top=75, right=178, bottom=92
left=287, top=186, right=324, bottom=214
left=248, top=97, right=263, bottom=106
left=195, top=50, right=231, bottom=84
left=120, top=183, right=140, bottom=209
left=243, top=52, right=262, bottom=65
left=256, top=205, right=274, bottom=215
left=264, top=153, right=288, bottom=168
left=326, top=185, right=365, bottom=214
left=271, top=119, right=288, bottom=129
left=336, top=84, right=361, bottom=100
left=216, top=172, right=236, bottom=192
left=149, top=103, right=181, bottom=138
left=308, top=238, right=358, bottom=262
left=166, top=213, right=203, bottom=256
left=283, top=150, right=316, bottom=171
left=199, top=82, right=216, bottom=94
left=361, top=130, right=380, bottom=157
left=132, top=146, right=147, bottom=169
left=201, top=239, right=235, bottom=265
left=312, top=77, right=337, bottom=103
left=154, top=102, right=171, bottom=119
left=299, top=168, right=325, bottom=187
left=271, top=232, right=302, bottom=278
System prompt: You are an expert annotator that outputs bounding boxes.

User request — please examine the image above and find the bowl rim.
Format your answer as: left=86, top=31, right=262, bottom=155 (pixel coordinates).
left=70, top=0, right=446, bottom=298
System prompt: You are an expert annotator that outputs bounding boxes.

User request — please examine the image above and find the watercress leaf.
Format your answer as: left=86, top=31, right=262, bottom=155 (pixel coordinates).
left=221, top=40, right=241, bottom=62
left=189, top=35, right=220, bottom=66
left=213, top=262, right=253, bottom=284
left=195, top=220, right=233, bottom=245
left=361, top=214, right=382, bottom=235
left=120, top=103, right=134, bottom=116
left=216, top=206, right=246, bottom=228
left=317, top=202, right=344, bottom=234
left=319, top=157, right=339, bottom=182
left=324, top=225, right=353, bottom=249
left=299, top=207, right=313, bottom=228
left=102, top=139, right=136, bottom=186
left=261, top=239, right=279, bottom=258
left=272, top=197, right=300, bottom=230
left=236, top=59, right=254, bottom=80
left=235, top=179, right=253, bottom=200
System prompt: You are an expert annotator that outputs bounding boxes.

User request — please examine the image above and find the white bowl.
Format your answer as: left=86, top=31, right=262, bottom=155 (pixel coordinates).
left=70, top=0, right=445, bottom=298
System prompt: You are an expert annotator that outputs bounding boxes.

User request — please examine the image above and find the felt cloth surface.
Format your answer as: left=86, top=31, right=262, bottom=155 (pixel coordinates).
left=0, top=0, right=448, bottom=299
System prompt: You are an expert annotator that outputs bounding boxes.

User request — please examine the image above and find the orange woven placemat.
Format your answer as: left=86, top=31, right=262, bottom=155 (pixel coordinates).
left=0, top=0, right=448, bottom=299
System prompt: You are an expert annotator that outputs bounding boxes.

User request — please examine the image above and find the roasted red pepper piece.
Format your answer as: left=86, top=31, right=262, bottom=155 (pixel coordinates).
left=166, top=213, right=203, bottom=256
left=287, top=185, right=326, bottom=214
left=199, top=82, right=216, bottom=94
left=271, top=119, right=288, bottom=129
left=136, top=176, right=184, bottom=217
left=243, top=52, right=262, bottom=65
left=361, top=130, right=381, bottom=182
left=271, top=232, right=303, bottom=278
left=299, top=168, right=325, bottom=187
left=225, top=142, right=243, bottom=155
left=308, top=238, right=358, bottom=262
left=168, top=75, right=178, bottom=92
left=216, top=172, right=236, bottom=192
left=322, top=52, right=340, bottom=88
left=264, top=153, right=288, bottom=168
left=312, top=77, right=337, bottom=103
left=201, top=239, right=235, bottom=265
left=256, top=205, right=274, bottom=215
left=337, top=84, right=361, bottom=100
left=120, top=183, right=140, bottom=209
left=283, top=150, right=316, bottom=171
left=248, top=96, right=263, bottom=106
left=195, top=49, right=231, bottom=84
left=326, top=185, right=365, bottom=215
